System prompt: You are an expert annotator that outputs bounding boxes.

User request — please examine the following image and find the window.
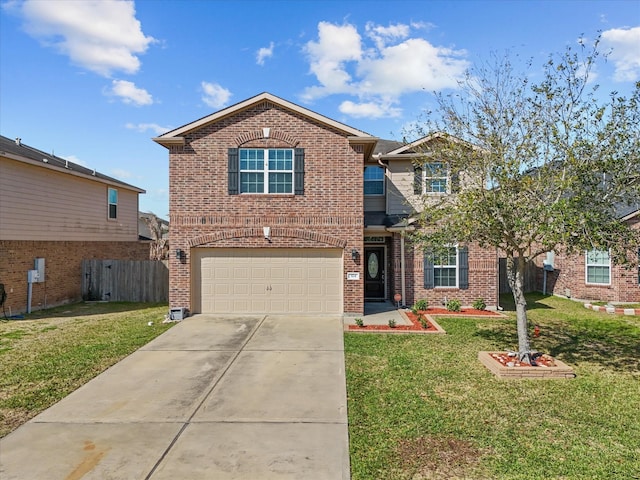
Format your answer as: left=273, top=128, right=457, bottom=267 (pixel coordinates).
left=586, top=249, right=610, bottom=285
left=424, top=246, right=469, bottom=289
left=239, top=149, right=293, bottom=194
left=364, top=166, right=384, bottom=195
left=433, top=247, right=458, bottom=287
left=108, top=188, right=118, bottom=219
left=423, top=162, right=449, bottom=193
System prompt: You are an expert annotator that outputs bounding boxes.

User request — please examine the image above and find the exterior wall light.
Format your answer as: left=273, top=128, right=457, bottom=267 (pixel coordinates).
left=351, top=249, right=359, bottom=261
left=176, top=248, right=183, bottom=259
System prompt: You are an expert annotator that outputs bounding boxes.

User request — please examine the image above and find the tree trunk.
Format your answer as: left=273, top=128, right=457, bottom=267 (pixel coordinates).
left=506, top=255, right=533, bottom=363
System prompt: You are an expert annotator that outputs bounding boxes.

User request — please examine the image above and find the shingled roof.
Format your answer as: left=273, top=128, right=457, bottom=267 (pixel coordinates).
left=0, top=135, right=144, bottom=192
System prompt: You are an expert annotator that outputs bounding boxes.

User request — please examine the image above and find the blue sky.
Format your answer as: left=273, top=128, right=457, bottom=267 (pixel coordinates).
left=1, top=0, right=639, bottom=218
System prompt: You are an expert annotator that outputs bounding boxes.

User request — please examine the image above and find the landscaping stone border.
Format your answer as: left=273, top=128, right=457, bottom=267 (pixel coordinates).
left=478, top=351, right=576, bottom=379
left=584, top=303, right=640, bottom=316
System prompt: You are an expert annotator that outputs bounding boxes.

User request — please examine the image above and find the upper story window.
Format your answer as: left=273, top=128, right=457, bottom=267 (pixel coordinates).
left=423, top=162, right=449, bottom=193
left=364, top=166, right=385, bottom=195
left=240, top=149, right=293, bottom=194
left=108, top=188, right=118, bottom=219
left=585, top=249, right=611, bottom=285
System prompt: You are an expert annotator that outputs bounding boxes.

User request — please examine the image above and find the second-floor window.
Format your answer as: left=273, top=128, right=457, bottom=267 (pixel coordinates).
left=108, top=188, right=118, bottom=219
left=586, top=249, right=610, bottom=285
left=240, top=149, right=293, bottom=194
left=423, top=162, right=449, bottom=193
left=364, top=166, right=384, bottom=195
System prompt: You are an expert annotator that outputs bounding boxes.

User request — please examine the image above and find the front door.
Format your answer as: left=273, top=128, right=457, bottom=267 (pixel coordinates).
left=364, top=247, right=385, bottom=300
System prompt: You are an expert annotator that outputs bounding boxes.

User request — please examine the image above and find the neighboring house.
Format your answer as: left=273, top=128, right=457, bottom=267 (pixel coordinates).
left=535, top=203, right=640, bottom=303
left=0, top=135, right=149, bottom=314
left=154, top=92, right=499, bottom=315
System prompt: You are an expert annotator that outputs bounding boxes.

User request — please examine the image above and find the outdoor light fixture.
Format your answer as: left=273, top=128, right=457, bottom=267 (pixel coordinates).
left=351, top=248, right=359, bottom=261
left=175, top=249, right=183, bottom=259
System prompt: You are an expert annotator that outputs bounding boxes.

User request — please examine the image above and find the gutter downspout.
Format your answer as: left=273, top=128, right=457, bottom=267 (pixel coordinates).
left=400, top=232, right=406, bottom=308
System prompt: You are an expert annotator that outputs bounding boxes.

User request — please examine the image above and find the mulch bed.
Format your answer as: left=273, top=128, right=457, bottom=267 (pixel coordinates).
left=348, top=311, right=438, bottom=331
left=347, top=308, right=501, bottom=332
left=488, top=351, right=558, bottom=368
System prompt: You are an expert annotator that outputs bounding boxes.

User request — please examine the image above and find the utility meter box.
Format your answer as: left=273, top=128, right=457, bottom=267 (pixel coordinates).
left=34, top=258, right=45, bottom=283
left=27, top=269, right=39, bottom=283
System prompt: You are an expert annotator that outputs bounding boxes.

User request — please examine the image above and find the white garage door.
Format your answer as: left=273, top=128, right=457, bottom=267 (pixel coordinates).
left=193, top=248, right=344, bottom=314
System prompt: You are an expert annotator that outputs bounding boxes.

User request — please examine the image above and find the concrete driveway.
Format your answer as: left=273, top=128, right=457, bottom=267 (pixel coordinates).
left=0, top=314, right=350, bottom=479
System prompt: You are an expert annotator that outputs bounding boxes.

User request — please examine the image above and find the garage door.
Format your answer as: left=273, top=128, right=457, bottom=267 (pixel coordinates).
left=193, top=248, right=344, bottom=314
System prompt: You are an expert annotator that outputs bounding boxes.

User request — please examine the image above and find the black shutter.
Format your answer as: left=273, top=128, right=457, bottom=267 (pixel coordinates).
left=459, top=246, right=469, bottom=289
left=294, top=148, right=304, bottom=195
left=228, top=148, right=239, bottom=195
left=451, top=169, right=460, bottom=193
left=413, top=164, right=423, bottom=195
left=424, top=250, right=434, bottom=289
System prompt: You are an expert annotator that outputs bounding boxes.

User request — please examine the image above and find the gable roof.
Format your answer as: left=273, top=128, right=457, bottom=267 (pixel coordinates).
left=0, top=135, right=145, bottom=193
left=153, top=92, right=379, bottom=157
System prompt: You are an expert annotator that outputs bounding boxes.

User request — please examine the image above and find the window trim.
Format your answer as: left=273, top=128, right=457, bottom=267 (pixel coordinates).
left=107, top=187, right=118, bottom=220
left=422, top=162, right=450, bottom=194
left=433, top=245, right=459, bottom=288
left=364, top=165, right=385, bottom=196
left=239, top=148, right=294, bottom=194
left=585, top=249, right=611, bottom=286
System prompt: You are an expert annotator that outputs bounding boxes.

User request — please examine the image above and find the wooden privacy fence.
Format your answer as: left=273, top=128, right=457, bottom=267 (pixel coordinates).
left=498, top=258, right=538, bottom=294
left=82, top=260, right=169, bottom=302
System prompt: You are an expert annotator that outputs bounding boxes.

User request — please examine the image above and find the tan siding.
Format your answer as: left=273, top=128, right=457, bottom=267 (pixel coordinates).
left=387, top=159, right=421, bottom=215
left=0, top=158, right=139, bottom=241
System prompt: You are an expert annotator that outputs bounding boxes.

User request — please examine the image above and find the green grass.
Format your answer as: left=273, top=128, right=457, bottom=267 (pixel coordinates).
left=345, top=294, right=640, bottom=480
left=0, top=302, right=173, bottom=438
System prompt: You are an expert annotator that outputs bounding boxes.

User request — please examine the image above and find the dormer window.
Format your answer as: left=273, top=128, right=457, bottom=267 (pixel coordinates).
left=364, top=166, right=384, bottom=195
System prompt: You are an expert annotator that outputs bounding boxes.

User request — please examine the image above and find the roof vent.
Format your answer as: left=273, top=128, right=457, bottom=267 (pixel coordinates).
left=15, top=138, right=21, bottom=146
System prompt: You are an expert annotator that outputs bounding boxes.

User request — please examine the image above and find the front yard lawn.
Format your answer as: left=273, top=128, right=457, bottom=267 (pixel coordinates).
left=0, top=302, right=172, bottom=438
left=345, top=293, right=640, bottom=479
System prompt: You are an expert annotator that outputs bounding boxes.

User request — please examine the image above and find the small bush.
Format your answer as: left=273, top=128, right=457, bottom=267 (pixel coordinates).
left=472, top=298, right=486, bottom=311
left=355, top=317, right=364, bottom=327
left=418, top=314, right=429, bottom=329
left=388, top=319, right=397, bottom=328
left=446, top=299, right=462, bottom=312
left=413, top=299, right=429, bottom=311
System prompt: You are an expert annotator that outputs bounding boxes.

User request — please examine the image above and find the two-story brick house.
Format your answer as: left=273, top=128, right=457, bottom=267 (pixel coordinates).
left=154, top=93, right=499, bottom=315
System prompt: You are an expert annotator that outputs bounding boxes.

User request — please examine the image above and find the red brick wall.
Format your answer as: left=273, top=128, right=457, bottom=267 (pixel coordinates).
left=167, top=101, right=364, bottom=314
left=0, top=240, right=150, bottom=314
left=393, top=235, right=499, bottom=308
left=534, top=218, right=640, bottom=303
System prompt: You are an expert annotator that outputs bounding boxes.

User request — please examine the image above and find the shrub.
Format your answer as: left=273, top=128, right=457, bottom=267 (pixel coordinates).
left=388, top=319, right=397, bottom=328
left=446, top=299, right=462, bottom=312
left=418, top=314, right=429, bottom=329
left=472, top=298, right=487, bottom=311
left=413, top=299, right=429, bottom=311
left=355, top=317, right=364, bottom=327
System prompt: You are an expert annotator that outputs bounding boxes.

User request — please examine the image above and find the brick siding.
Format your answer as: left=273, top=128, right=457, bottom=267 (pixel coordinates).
left=0, top=240, right=150, bottom=315
left=168, top=101, right=364, bottom=314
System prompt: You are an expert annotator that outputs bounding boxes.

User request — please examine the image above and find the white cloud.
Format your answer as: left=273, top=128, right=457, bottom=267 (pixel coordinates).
left=112, top=168, right=132, bottom=179
left=108, top=80, right=153, bottom=106
left=16, top=0, right=154, bottom=76
left=339, top=100, right=402, bottom=119
left=301, top=21, right=469, bottom=119
left=302, top=22, right=363, bottom=98
left=601, top=26, right=640, bottom=82
left=201, top=82, right=232, bottom=109
left=126, top=122, right=172, bottom=135
left=256, top=42, right=274, bottom=65
left=61, top=154, right=88, bottom=167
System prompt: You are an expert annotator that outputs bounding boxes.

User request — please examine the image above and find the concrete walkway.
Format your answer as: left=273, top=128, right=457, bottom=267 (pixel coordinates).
left=0, top=314, right=350, bottom=480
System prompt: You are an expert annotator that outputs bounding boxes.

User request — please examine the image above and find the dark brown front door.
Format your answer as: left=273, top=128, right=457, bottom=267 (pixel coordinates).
left=364, top=247, right=385, bottom=300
